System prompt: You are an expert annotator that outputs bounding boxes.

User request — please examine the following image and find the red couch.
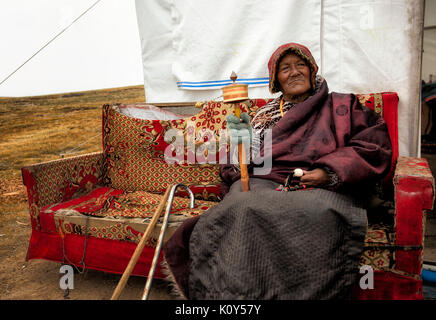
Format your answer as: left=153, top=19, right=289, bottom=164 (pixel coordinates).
left=22, top=93, right=434, bottom=299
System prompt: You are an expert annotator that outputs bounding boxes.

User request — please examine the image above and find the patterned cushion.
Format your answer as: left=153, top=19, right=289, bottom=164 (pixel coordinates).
left=42, top=186, right=217, bottom=219
left=360, top=247, right=393, bottom=270
left=102, top=100, right=271, bottom=200
left=159, top=99, right=267, bottom=163
left=43, top=186, right=219, bottom=244
left=360, top=221, right=423, bottom=277
left=102, top=104, right=221, bottom=200
left=360, top=222, right=394, bottom=270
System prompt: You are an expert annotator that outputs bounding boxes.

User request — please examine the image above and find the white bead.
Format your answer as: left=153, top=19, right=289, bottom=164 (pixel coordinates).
left=294, top=168, right=304, bottom=177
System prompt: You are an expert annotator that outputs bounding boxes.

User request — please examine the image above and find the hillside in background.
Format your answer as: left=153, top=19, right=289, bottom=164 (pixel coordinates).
left=0, top=85, right=145, bottom=180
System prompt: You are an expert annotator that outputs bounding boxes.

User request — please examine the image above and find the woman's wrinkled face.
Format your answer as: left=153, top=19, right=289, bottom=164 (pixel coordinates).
left=277, top=53, right=311, bottom=100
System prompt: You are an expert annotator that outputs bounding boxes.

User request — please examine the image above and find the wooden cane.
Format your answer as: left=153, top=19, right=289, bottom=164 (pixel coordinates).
left=110, top=186, right=172, bottom=300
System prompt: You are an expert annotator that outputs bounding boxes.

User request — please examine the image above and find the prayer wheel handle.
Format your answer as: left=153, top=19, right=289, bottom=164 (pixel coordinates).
left=222, top=72, right=250, bottom=192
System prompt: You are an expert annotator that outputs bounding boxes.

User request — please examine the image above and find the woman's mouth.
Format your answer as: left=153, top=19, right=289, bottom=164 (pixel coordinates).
left=288, top=78, right=304, bottom=85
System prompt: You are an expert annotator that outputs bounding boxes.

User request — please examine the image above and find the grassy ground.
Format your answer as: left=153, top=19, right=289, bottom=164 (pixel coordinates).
left=0, top=85, right=174, bottom=300
left=0, top=85, right=145, bottom=178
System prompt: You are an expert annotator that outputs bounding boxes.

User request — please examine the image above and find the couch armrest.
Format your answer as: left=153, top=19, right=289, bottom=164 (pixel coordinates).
left=394, top=156, right=435, bottom=247
left=21, top=152, right=104, bottom=229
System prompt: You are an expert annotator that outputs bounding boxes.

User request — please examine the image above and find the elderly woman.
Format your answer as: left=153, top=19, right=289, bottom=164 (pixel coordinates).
left=163, top=42, right=392, bottom=299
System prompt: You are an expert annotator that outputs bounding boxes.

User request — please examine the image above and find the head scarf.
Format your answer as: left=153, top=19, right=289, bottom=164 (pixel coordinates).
left=268, top=43, right=319, bottom=94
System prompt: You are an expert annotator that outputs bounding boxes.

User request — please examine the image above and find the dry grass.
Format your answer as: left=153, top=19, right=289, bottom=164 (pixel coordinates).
left=0, top=85, right=152, bottom=299
left=0, top=85, right=145, bottom=180
left=0, top=84, right=146, bottom=225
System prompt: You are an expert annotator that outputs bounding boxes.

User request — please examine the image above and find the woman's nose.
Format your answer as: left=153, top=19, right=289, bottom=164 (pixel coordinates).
left=289, top=65, right=300, bottom=76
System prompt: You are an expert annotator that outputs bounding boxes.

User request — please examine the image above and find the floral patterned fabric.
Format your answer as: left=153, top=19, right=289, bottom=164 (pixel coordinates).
left=43, top=187, right=217, bottom=219
left=102, top=104, right=220, bottom=200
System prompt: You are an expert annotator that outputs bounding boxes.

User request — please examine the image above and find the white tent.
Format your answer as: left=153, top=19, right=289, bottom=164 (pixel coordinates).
left=0, top=0, right=143, bottom=97
left=423, top=0, right=436, bottom=83
left=135, top=0, right=425, bottom=158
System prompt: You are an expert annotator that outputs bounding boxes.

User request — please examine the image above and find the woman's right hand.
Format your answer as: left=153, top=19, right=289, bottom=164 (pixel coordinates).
left=300, top=168, right=330, bottom=187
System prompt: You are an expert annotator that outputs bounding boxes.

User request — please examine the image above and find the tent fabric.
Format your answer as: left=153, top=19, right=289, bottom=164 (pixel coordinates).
left=135, top=0, right=424, bottom=157
left=134, top=0, right=321, bottom=103
left=321, top=0, right=424, bottom=158
left=170, top=0, right=321, bottom=91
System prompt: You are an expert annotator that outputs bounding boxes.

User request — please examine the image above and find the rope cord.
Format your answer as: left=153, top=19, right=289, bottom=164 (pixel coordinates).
left=60, top=131, right=101, bottom=158
left=79, top=216, right=90, bottom=268
left=0, top=0, right=102, bottom=88
left=60, top=216, right=90, bottom=274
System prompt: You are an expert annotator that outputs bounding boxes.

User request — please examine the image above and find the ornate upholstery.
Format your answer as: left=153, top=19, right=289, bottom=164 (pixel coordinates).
left=102, top=104, right=221, bottom=200
left=21, top=94, right=434, bottom=299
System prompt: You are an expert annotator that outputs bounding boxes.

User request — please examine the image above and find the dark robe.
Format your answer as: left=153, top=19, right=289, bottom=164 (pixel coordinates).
left=219, top=80, right=392, bottom=196
left=163, top=80, right=392, bottom=300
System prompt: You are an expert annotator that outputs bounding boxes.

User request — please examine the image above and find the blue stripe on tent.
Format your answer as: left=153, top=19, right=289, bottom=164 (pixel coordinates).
left=177, top=83, right=269, bottom=88
left=177, top=81, right=269, bottom=88
left=177, top=77, right=269, bottom=85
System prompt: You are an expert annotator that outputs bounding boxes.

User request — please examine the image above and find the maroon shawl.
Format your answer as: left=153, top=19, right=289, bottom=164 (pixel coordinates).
left=219, top=80, right=393, bottom=196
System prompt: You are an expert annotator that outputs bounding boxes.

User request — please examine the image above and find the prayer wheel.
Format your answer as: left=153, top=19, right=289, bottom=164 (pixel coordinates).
left=222, top=71, right=249, bottom=103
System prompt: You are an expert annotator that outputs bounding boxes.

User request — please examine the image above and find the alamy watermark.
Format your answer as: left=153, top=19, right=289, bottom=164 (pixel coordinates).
left=58, top=264, right=374, bottom=292
left=59, top=264, right=74, bottom=290
left=359, top=4, right=374, bottom=30
left=359, top=265, right=374, bottom=290
left=162, top=125, right=272, bottom=175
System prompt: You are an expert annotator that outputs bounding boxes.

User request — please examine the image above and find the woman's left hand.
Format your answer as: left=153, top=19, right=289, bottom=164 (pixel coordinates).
left=300, top=168, right=330, bottom=187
